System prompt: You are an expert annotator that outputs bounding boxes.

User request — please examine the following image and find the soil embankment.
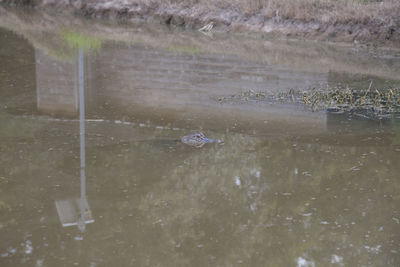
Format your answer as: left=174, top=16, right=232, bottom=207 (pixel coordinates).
left=1, top=0, right=400, bottom=47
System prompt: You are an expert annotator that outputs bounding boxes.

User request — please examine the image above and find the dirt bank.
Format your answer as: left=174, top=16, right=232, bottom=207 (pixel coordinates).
left=1, top=0, right=400, bottom=47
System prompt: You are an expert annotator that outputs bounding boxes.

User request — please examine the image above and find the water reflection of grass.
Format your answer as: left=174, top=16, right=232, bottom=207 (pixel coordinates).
left=167, top=45, right=200, bottom=55
left=61, top=29, right=102, bottom=51
left=31, top=29, right=103, bottom=61
left=393, top=122, right=400, bottom=145
left=12, top=28, right=103, bottom=62
left=2, top=9, right=400, bottom=80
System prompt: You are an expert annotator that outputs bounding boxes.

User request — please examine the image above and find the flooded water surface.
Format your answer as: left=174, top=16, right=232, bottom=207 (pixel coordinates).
left=0, top=9, right=400, bottom=267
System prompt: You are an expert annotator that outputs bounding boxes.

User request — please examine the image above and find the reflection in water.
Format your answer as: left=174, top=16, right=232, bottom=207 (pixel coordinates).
left=78, top=47, right=87, bottom=233
left=0, top=23, right=399, bottom=267
left=35, top=48, right=79, bottom=116
left=54, top=47, right=94, bottom=232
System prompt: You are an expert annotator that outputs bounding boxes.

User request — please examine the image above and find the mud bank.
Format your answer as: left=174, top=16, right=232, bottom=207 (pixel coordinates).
left=2, top=0, right=400, bottom=47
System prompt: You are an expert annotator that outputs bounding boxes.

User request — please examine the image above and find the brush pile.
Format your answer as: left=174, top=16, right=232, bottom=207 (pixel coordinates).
left=217, top=85, right=400, bottom=119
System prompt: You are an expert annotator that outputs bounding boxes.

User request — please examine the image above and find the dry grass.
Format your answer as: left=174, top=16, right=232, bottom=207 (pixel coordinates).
left=152, top=0, right=400, bottom=25
left=5, top=0, right=400, bottom=27
left=3, top=0, right=400, bottom=44
left=218, top=86, right=400, bottom=119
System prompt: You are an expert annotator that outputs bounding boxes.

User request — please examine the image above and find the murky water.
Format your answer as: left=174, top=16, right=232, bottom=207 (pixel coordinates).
left=1, top=9, right=400, bottom=267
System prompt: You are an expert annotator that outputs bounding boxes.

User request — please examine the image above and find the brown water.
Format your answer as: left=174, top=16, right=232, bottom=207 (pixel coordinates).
left=0, top=9, right=400, bottom=267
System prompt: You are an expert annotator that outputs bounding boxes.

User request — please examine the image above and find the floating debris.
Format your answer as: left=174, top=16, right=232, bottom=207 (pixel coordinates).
left=234, top=176, right=241, bottom=186
left=216, top=86, right=400, bottom=120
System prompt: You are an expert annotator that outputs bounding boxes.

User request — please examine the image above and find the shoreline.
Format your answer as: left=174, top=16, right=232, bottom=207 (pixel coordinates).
left=1, top=0, right=400, bottom=48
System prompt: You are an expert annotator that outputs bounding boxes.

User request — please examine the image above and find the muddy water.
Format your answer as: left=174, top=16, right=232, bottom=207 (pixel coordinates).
left=0, top=13, right=400, bottom=267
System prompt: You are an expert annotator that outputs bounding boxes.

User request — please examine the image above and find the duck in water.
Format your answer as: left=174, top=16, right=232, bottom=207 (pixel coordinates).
left=181, top=132, right=221, bottom=148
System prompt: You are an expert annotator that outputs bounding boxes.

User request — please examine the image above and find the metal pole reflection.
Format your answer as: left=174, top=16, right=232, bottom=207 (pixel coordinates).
left=78, top=47, right=86, bottom=233
left=55, top=47, right=94, bottom=232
